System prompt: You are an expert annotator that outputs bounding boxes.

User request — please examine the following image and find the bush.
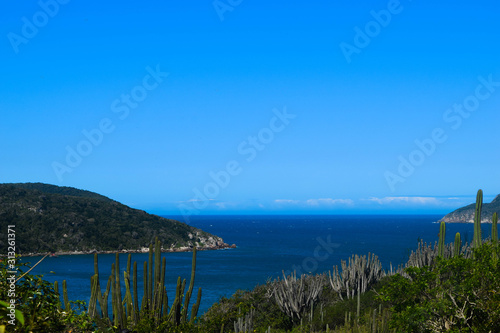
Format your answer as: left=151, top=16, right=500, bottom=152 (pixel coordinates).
left=201, top=283, right=292, bottom=332
left=0, top=257, right=95, bottom=332
left=379, top=242, right=500, bottom=332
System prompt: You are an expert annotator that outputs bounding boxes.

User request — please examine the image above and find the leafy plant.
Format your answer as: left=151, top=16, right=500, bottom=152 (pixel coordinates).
left=379, top=242, right=500, bottom=332
left=0, top=257, right=94, bottom=332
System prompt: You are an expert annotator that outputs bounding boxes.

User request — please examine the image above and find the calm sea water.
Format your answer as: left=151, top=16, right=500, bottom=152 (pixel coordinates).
left=25, top=215, right=491, bottom=315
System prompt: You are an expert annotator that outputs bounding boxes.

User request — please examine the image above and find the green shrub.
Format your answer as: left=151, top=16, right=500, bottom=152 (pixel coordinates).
left=0, top=258, right=95, bottom=332
left=379, top=242, right=500, bottom=332
left=202, top=283, right=292, bottom=332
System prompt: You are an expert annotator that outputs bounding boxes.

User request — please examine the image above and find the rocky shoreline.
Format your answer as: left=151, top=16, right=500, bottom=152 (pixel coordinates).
left=12, top=242, right=237, bottom=257
left=441, top=219, right=493, bottom=223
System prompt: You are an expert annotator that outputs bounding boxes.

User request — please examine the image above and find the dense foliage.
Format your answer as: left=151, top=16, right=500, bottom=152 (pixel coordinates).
left=7, top=183, right=114, bottom=202
left=0, top=183, right=221, bottom=254
left=0, top=258, right=95, bottom=332
left=201, top=283, right=293, bottom=332
left=3, top=239, right=500, bottom=332
left=379, top=242, right=500, bottom=332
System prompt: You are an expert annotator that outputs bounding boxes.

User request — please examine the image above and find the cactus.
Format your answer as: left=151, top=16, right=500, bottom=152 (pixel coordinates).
left=454, top=232, right=461, bottom=257
left=271, top=272, right=323, bottom=320
left=54, top=280, right=71, bottom=311
left=473, top=189, right=483, bottom=248
left=88, top=254, right=101, bottom=317
left=110, top=263, right=117, bottom=326
left=102, top=275, right=112, bottom=320
left=114, top=253, right=125, bottom=328
left=133, top=261, right=139, bottom=323
left=492, top=212, right=499, bottom=266
left=190, top=288, right=202, bottom=324
left=148, top=243, right=153, bottom=310
left=62, top=280, right=70, bottom=311
left=356, top=281, right=361, bottom=318
left=181, top=247, right=197, bottom=323
left=492, top=212, right=498, bottom=243
left=438, top=221, right=446, bottom=257
left=329, top=253, right=384, bottom=300
left=87, top=238, right=201, bottom=329
left=141, top=261, right=148, bottom=312
left=88, top=275, right=99, bottom=317
left=54, top=281, right=61, bottom=310
left=234, top=307, right=255, bottom=333
left=153, top=240, right=161, bottom=312
left=167, top=276, right=182, bottom=324
left=123, top=270, right=134, bottom=324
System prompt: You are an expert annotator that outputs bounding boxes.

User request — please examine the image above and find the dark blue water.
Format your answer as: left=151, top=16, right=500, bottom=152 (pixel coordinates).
left=25, top=215, right=490, bottom=315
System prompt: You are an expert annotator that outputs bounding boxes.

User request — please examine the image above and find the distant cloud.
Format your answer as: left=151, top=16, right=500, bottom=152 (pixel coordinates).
left=305, top=198, right=355, bottom=206
left=214, top=202, right=227, bottom=209
left=274, top=198, right=354, bottom=208
left=274, top=199, right=301, bottom=205
left=169, top=196, right=467, bottom=214
left=364, top=196, right=463, bottom=207
left=175, top=198, right=216, bottom=204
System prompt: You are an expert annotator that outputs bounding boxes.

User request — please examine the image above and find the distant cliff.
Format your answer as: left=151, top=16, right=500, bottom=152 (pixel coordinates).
left=441, top=194, right=500, bottom=223
left=0, top=183, right=234, bottom=255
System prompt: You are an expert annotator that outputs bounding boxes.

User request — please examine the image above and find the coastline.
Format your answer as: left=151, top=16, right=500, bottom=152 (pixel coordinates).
left=441, top=220, right=493, bottom=224
left=13, top=242, right=237, bottom=257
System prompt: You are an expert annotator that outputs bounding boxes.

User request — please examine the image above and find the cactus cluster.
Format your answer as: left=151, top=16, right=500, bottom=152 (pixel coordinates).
left=328, top=253, right=384, bottom=300
left=53, top=280, right=70, bottom=312
left=234, top=307, right=255, bottom=333
left=430, top=189, right=499, bottom=264
left=270, top=272, right=324, bottom=320
left=86, top=238, right=201, bottom=330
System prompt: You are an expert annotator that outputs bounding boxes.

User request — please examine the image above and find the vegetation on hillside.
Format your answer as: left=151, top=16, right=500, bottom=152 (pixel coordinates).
left=7, top=183, right=114, bottom=202
left=0, top=183, right=226, bottom=254
left=442, top=190, right=500, bottom=223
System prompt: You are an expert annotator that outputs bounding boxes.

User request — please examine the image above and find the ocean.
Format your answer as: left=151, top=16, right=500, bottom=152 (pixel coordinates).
left=25, top=214, right=491, bottom=315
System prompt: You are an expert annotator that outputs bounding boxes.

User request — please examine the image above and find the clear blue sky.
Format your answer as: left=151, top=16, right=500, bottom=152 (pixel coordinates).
left=1, top=0, right=499, bottom=216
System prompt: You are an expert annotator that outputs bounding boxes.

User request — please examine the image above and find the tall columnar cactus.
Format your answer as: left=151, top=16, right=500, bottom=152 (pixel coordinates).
left=53, top=280, right=70, bottom=311
left=88, top=275, right=99, bottom=317
left=473, top=189, right=483, bottom=248
left=438, top=221, right=446, bottom=257
left=123, top=270, right=134, bottom=324
left=492, top=212, right=499, bottom=266
left=133, top=261, right=139, bottom=322
left=62, top=280, right=70, bottom=311
left=190, top=287, right=202, bottom=324
left=492, top=212, right=498, bottom=243
left=54, top=280, right=59, bottom=308
left=142, top=261, right=148, bottom=312
left=148, top=243, right=153, bottom=310
left=454, top=232, right=461, bottom=257
left=88, top=237, right=201, bottom=330
left=181, top=247, right=197, bottom=323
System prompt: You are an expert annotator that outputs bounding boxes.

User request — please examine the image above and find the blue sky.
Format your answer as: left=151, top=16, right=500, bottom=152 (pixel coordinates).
left=1, top=0, right=499, bottom=217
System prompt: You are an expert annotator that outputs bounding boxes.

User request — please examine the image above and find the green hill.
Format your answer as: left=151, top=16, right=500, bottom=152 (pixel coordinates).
left=441, top=194, right=500, bottom=223
left=0, top=183, right=232, bottom=255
